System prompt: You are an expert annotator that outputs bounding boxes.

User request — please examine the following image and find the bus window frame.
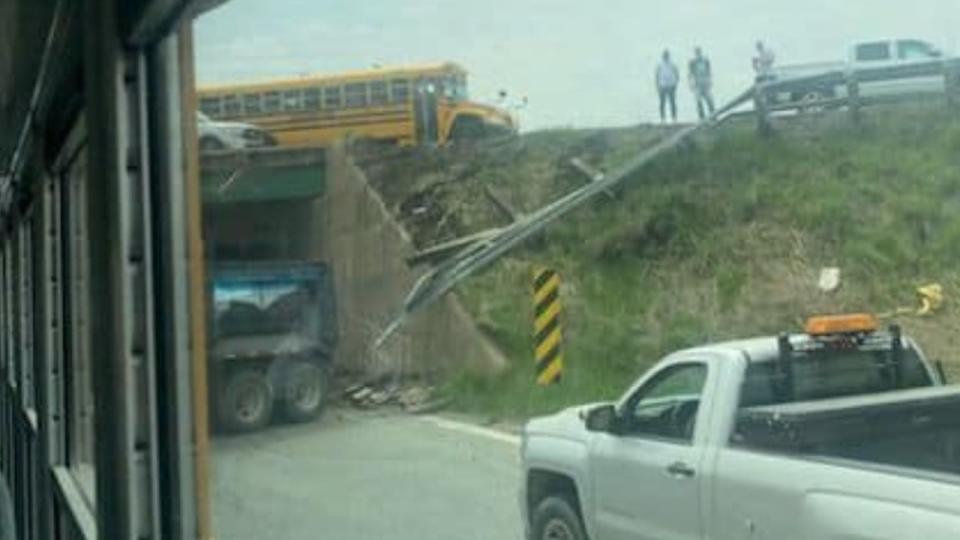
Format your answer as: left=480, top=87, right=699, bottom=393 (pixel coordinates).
left=369, top=80, right=388, bottom=106
left=390, top=78, right=410, bottom=103
left=243, top=93, right=262, bottom=116
left=263, top=91, right=282, bottom=113
left=324, top=86, right=343, bottom=110
left=199, top=97, right=222, bottom=118
left=344, top=82, right=368, bottom=109
left=223, top=94, right=242, bottom=117
left=62, top=144, right=96, bottom=503
left=303, top=87, right=321, bottom=110
left=283, top=89, right=303, bottom=112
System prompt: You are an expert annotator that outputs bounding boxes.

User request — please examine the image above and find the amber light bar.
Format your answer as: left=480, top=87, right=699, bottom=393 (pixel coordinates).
left=804, top=313, right=879, bottom=336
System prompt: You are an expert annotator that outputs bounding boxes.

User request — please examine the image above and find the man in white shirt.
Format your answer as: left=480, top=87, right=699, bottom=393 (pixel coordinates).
left=753, top=41, right=776, bottom=82
left=655, top=50, right=680, bottom=123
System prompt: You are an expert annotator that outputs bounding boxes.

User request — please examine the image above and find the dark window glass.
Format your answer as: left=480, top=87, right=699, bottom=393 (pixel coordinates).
left=370, top=81, right=388, bottom=106
left=344, top=83, right=368, bottom=108
left=623, top=363, right=708, bottom=442
left=263, top=91, right=281, bottom=113
left=200, top=97, right=222, bottom=117
left=856, top=42, right=891, bottom=62
left=324, top=87, right=342, bottom=109
left=303, top=87, right=321, bottom=110
left=390, top=79, right=410, bottom=103
left=283, top=89, right=302, bottom=111
left=223, top=94, right=242, bottom=116
left=243, top=94, right=262, bottom=115
left=740, top=348, right=932, bottom=408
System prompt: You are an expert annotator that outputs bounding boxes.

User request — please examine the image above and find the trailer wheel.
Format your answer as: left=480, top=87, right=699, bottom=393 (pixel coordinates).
left=280, top=362, right=328, bottom=423
left=218, top=368, right=274, bottom=433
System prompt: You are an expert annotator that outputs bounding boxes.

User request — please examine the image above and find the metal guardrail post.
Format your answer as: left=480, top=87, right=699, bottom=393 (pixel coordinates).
left=846, top=72, right=861, bottom=125
left=946, top=61, right=960, bottom=111
left=753, top=85, right=772, bottom=137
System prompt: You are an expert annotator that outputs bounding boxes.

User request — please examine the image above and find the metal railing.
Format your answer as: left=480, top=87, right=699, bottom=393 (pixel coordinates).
left=755, top=57, right=960, bottom=130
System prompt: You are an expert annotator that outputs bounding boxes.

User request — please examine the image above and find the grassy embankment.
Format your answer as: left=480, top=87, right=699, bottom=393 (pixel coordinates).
left=367, top=104, right=960, bottom=420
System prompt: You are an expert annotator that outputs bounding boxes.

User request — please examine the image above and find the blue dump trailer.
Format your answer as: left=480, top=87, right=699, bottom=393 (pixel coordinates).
left=208, top=262, right=337, bottom=432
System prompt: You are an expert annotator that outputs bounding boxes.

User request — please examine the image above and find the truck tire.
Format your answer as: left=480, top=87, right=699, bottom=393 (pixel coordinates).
left=217, top=368, right=274, bottom=433
left=200, top=136, right=225, bottom=151
left=531, top=496, right=587, bottom=540
left=280, top=361, right=328, bottom=423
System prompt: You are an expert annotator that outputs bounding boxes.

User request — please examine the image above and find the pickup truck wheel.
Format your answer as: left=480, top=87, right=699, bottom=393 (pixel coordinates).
left=532, top=496, right=587, bottom=540
left=280, top=362, right=328, bottom=423
left=217, top=368, right=274, bottom=433
left=200, top=136, right=226, bottom=151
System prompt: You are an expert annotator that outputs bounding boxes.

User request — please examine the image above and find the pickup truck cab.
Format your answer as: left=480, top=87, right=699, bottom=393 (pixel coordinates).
left=771, top=38, right=948, bottom=105
left=521, top=314, right=960, bottom=540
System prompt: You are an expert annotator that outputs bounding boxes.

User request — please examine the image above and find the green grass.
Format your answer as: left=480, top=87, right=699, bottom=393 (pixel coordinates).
left=387, top=105, right=960, bottom=421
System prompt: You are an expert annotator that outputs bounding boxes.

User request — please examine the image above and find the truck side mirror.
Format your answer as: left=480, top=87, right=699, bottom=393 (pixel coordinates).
left=585, top=404, right=619, bottom=433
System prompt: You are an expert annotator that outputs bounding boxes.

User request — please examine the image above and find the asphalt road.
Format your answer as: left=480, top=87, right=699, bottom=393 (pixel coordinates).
left=211, top=409, right=523, bottom=540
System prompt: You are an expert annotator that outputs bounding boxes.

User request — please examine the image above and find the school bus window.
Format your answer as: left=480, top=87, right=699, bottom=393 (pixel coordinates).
left=345, top=82, right=368, bottom=108
left=200, top=97, right=222, bottom=117
left=390, top=79, right=410, bottom=103
left=370, top=81, right=388, bottom=106
left=283, top=89, right=302, bottom=111
left=224, top=94, right=242, bottom=116
left=243, top=93, right=262, bottom=115
left=324, top=87, right=342, bottom=109
left=304, top=87, right=321, bottom=110
left=64, top=148, right=96, bottom=499
left=446, top=76, right=468, bottom=100
left=264, top=91, right=281, bottom=113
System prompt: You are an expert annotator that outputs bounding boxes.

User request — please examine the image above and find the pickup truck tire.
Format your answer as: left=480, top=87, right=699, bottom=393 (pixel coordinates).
left=279, top=361, right=328, bottom=423
left=217, top=368, right=274, bottom=433
left=532, top=496, right=587, bottom=540
left=200, top=136, right=226, bottom=151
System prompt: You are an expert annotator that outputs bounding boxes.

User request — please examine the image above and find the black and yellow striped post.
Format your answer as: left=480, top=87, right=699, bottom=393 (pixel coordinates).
left=532, top=267, right=564, bottom=385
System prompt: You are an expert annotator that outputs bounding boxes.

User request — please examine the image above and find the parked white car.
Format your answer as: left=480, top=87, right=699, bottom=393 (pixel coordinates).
left=520, top=314, right=960, bottom=540
left=197, top=112, right=275, bottom=151
left=770, top=39, right=949, bottom=105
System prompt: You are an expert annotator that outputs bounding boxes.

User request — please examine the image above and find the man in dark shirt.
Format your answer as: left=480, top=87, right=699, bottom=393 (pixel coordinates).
left=689, top=47, right=716, bottom=121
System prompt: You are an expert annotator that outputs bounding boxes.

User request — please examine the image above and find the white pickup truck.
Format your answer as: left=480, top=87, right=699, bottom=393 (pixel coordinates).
left=770, top=39, right=948, bottom=105
left=520, top=314, right=960, bottom=540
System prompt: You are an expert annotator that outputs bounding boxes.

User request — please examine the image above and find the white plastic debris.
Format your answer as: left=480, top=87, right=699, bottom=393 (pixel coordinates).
left=818, top=267, right=841, bottom=292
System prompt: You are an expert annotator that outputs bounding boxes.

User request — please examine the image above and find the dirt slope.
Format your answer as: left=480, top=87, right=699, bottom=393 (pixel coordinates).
left=355, top=105, right=960, bottom=418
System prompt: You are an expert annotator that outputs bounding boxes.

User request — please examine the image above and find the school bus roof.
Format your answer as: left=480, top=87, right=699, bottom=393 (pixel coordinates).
left=197, top=61, right=467, bottom=95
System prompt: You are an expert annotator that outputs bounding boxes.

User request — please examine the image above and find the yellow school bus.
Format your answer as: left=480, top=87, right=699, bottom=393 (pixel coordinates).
left=197, top=62, right=515, bottom=148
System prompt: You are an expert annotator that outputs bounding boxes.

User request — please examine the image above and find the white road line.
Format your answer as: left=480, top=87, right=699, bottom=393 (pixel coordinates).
left=421, top=416, right=521, bottom=447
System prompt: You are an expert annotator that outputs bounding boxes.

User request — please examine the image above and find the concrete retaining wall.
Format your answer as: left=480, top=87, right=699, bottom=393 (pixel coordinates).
left=317, top=144, right=507, bottom=378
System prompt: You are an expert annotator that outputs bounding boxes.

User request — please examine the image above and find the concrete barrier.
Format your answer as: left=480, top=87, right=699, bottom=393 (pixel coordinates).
left=317, top=144, right=507, bottom=378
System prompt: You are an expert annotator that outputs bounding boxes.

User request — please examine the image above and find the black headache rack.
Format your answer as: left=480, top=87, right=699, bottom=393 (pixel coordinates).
left=770, top=325, right=905, bottom=403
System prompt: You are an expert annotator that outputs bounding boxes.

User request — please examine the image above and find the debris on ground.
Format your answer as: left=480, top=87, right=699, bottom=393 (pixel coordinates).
left=341, top=380, right=449, bottom=413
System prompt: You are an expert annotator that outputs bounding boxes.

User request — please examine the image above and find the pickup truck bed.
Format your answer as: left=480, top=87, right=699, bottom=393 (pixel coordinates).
left=736, top=385, right=960, bottom=475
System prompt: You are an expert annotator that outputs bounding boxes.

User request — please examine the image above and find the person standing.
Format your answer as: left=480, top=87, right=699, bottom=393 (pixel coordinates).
left=655, top=50, right=680, bottom=123
left=753, top=41, right=776, bottom=82
left=688, top=46, right=716, bottom=121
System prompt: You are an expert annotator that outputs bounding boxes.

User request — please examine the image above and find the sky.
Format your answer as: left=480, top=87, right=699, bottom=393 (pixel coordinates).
left=195, top=0, right=960, bottom=130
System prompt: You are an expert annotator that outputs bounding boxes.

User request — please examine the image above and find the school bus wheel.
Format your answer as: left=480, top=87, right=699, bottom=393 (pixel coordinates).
left=450, top=116, right=486, bottom=141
